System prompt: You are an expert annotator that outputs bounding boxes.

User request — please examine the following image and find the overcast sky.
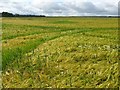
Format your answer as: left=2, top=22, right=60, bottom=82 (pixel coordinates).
left=0, top=0, right=119, bottom=16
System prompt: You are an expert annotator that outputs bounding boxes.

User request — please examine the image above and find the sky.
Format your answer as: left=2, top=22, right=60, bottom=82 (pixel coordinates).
left=0, top=0, right=119, bottom=16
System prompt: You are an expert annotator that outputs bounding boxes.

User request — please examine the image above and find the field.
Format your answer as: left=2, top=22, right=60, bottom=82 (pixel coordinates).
left=2, top=17, right=118, bottom=88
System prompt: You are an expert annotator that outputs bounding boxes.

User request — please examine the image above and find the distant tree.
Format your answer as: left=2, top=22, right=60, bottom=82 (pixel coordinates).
left=39, top=15, right=46, bottom=17
left=2, top=12, right=14, bottom=17
left=15, top=14, right=20, bottom=17
left=2, top=12, right=46, bottom=17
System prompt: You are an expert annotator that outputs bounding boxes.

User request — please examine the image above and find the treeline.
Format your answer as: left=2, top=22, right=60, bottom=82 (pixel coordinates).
left=1, top=12, right=46, bottom=17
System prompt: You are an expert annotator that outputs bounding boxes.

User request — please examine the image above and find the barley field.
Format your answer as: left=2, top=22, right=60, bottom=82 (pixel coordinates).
left=2, top=17, right=119, bottom=88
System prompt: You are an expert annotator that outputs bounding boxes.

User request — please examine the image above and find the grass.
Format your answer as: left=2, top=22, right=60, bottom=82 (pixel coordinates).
left=2, top=17, right=119, bottom=88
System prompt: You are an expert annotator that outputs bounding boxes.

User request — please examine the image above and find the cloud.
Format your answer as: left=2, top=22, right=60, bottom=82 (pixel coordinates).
left=0, top=0, right=119, bottom=16
left=0, top=1, right=37, bottom=15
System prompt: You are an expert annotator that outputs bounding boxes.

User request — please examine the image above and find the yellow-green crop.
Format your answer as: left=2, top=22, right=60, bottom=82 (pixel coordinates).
left=2, top=17, right=118, bottom=88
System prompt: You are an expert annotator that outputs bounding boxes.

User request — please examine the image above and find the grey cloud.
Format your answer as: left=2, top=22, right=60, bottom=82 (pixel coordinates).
left=0, top=0, right=118, bottom=16
left=0, top=2, right=39, bottom=15
left=65, top=1, right=117, bottom=16
left=34, top=1, right=118, bottom=16
left=118, top=2, right=120, bottom=15
left=43, top=2, right=68, bottom=14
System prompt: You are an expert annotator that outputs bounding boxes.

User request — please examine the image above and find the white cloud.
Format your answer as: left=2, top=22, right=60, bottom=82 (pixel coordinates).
left=0, top=0, right=119, bottom=16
